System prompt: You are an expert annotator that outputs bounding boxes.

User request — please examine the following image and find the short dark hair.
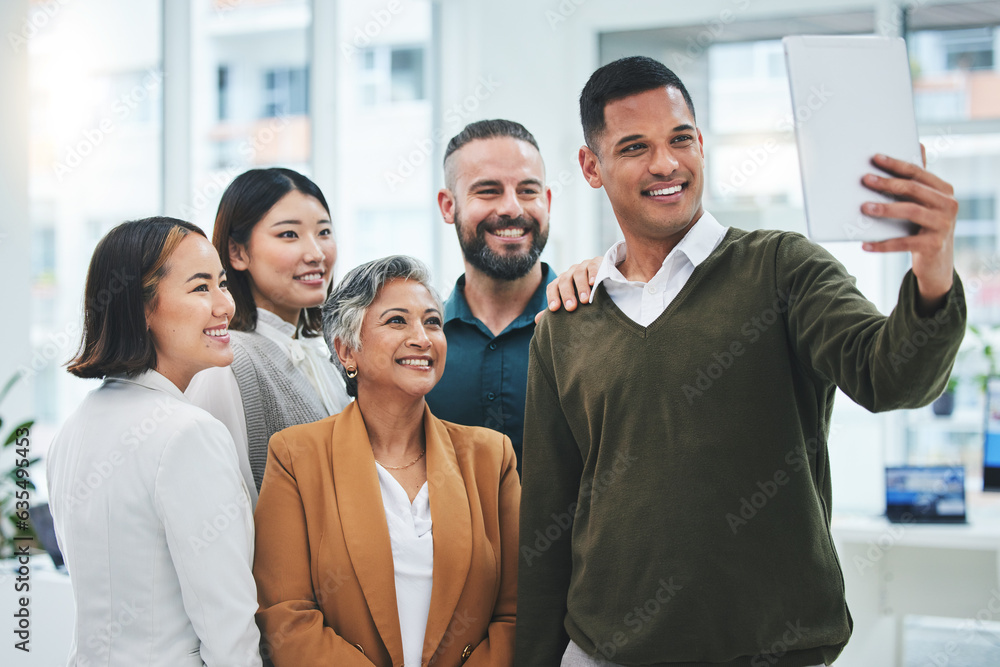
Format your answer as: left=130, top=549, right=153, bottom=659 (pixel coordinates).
left=443, top=119, right=541, bottom=189
left=68, top=217, right=206, bottom=379
left=580, top=56, right=696, bottom=151
left=213, top=167, right=332, bottom=336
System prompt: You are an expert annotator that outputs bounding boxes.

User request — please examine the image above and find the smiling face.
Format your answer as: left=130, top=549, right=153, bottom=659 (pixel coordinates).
left=439, top=136, right=551, bottom=281
left=340, top=278, right=446, bottom=403
left=230, top=189, right=336, bottom=325
left=145, top=233, right=235, bottom=391
left=580, top=86, right=705, bottom=247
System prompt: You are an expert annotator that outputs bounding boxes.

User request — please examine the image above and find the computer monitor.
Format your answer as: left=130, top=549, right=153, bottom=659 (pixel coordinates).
left=985, top=377, right=1000, bottom=490
left=885, top=466, right=966, bottom=523
left=28, top=503, right=63, bottom=568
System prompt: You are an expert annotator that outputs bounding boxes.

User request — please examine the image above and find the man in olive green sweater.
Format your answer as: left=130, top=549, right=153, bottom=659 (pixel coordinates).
left=516, top=57, right=966, bottom=667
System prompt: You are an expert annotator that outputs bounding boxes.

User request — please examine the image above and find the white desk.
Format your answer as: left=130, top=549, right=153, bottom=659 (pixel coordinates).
left=832, top=494, right=1000, bottom=666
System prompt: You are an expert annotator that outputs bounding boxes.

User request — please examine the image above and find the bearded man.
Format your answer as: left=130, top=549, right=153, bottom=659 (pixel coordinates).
left=426, top=119, right=554, bottom=473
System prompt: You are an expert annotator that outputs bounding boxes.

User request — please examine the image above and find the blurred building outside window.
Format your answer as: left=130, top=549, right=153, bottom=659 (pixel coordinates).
left=358, top=44, right=427, bottom=107
left=905, top=19, right=1000, bottom=480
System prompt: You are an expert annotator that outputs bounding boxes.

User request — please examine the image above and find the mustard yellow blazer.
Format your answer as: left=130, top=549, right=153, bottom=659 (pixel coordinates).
left=253, top=401, right=520, bottom=667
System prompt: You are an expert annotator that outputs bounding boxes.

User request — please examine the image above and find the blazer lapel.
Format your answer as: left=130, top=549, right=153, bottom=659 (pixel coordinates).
left=422, top=406, right=473, bottom=660
left=330, top=402, right=405, bottom=663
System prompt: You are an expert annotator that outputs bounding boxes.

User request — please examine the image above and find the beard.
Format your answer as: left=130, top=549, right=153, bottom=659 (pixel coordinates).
left=454, top=209, right=548, bottom=281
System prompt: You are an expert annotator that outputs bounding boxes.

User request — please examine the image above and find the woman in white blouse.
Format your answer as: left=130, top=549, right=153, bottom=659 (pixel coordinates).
left=187, top=168, right=351, bottom=506
left=47, top=217, right=260, bottom=666
left=253, top=256, right=519, bottom=667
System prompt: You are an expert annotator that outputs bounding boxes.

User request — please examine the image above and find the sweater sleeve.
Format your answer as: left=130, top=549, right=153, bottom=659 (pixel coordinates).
left=778, top=233, right=966, bottom=412
left=253, top=431, right=376, bottom=667
left=515, top=324, right=585, bottom=666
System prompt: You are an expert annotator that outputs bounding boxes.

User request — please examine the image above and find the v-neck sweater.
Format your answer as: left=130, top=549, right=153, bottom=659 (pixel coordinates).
left=517, top=228, right=966, bottom=666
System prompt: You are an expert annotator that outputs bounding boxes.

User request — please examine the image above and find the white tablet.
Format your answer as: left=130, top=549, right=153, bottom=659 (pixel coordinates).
left=783, top=35, right=922, bottom=242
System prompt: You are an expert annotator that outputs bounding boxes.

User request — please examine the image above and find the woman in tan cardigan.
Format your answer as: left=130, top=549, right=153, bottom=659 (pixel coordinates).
left=253, top=255, right=519, bottom=667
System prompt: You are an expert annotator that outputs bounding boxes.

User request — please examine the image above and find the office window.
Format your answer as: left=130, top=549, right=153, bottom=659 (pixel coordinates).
left=262, top=66, right=309, bottom=118
left=707, top=39, right=802, bottom=210
left=190, top=0, right=312, bottom=232
left=900, top=5, right=1000, bottom=481
left=353, top=209, right=432, bottom=266
left=103, top=69, right=161, bottom=125
left=957, top=194, right=996, bottom=229
left=27, top=0, right=163, bottom=426
left=30, top=228, right=55, bottom=287
left=390, top=48, right=425, bottom=102
left=910, top=26, right=1000, bottom=122
left=34, top=365, right=58, bottom=425
left=334, top=0, right=436, bottom=289
left=30, top=226, right=56, bottom=329
left=709, top=40, right=790, bottom=134
left=943, top=27, right=994, bottom=70
left=358, top=46, right=427, bottom=107
left=218, top=65, right=229, bottom=121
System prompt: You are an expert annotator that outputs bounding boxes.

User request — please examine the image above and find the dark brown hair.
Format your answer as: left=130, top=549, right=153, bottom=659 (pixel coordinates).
left=213, top=168, right=332, bottom=337
left=68, top=217, right=206, bottom=379
left=442, top=119, right=541, bottom=191
left=580, top=55, right=696, bottom=152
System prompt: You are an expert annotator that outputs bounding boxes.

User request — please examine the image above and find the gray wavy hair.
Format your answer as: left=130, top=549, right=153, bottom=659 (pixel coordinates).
left=322, top=255, right=441, bottom=398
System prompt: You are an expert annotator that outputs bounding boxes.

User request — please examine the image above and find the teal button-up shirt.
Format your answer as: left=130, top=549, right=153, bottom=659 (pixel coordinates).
left=426, top=263, right=555, bottom=473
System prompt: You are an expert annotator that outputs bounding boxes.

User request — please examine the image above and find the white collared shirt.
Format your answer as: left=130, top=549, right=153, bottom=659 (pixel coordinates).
left=589, top=212, right=728, bottom=327
left=253, top=309, right=347, bottom=416
left=375, top=463, right=434, bottom=667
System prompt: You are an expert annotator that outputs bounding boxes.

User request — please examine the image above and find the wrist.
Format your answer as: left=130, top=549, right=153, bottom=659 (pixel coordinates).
left=915, top=274, right=953, bottom=317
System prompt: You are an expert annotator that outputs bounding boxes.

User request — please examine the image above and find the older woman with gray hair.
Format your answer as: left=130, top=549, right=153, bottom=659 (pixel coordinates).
left=253, top=255, right=519, bottom=667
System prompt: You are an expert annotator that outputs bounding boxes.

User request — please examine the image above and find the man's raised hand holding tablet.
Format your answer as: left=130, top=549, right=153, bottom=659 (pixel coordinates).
left=860, top=149, right=959, bottom=315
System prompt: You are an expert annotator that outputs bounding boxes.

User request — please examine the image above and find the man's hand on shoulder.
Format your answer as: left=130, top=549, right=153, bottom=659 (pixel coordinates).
left=534, top=256, right=602, bottom=324
left=859, top=147, right=958, bottom=314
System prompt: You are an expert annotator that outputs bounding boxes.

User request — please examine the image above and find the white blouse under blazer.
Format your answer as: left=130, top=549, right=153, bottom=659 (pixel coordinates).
left=46, top=370, right=262, bottom=667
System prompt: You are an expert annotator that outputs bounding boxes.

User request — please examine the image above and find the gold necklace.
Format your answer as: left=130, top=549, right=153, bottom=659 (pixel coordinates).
left=375, top=448, right=425, bottom=470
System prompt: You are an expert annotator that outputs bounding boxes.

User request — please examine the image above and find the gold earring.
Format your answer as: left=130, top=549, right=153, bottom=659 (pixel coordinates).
left=346, top=366, right=358, bottom=379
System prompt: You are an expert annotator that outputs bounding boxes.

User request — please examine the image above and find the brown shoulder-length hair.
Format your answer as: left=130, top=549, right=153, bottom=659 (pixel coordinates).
left=68, top=217, right=206, bottom=379
left=213, top=167, right=333, bottom=337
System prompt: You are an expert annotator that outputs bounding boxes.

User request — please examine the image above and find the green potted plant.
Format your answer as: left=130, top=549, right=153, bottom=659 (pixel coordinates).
left=932, top=374, right=959, bottom=416
left=931, top=325, right=999, bottom=417
left=0, top=372, right=37, bottom=559
left=968, top=324, right=999, bottom=395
